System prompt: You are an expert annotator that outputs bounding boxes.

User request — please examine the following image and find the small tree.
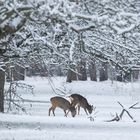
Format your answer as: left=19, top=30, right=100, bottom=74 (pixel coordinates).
left=0, top=69, right=5, bottom=112
left=66, top=63, right=77, bottom=83
left=99, top=62, right=108, bottom=81
left=89, top=61, right=97, bottom=81
left=77, top=61, right=87, bottom=81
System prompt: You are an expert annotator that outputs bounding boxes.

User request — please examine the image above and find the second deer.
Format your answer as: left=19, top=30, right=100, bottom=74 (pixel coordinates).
left=69, top=94, right=94, bottom=115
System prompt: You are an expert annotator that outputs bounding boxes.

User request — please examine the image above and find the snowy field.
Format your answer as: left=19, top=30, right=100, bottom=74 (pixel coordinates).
left=0, top=77, right=140, bottom=140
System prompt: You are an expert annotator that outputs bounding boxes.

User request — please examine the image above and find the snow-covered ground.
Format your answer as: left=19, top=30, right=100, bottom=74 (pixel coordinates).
left=1, top=77, right=140, bottom=140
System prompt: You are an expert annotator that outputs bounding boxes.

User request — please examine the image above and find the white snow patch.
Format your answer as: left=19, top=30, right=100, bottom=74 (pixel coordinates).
left=1, top=76, right=140, bottom=140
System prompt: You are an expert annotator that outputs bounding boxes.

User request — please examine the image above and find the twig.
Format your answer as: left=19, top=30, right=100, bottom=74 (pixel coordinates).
left=106, top=113, right=120, bottom=122
left=12, top=101, right=28, bottom=114
left=117, top=101, right=124, bottom=108
left=125, top=109, right=134, bottom=120
left=106, top=102, right=137, bottom=122
left=129, top=102, right=140, bottom=109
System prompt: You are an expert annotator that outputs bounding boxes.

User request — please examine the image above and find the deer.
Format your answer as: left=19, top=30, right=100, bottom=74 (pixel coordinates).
left=69, top=94, right=94, bottom=115
left=48, top=96, right=76, bottom=117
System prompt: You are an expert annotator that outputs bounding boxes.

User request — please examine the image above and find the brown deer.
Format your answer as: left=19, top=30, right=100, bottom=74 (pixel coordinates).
left=48, top=96, right=76, bottom=117
left=69, top=94, right=94, bottom=115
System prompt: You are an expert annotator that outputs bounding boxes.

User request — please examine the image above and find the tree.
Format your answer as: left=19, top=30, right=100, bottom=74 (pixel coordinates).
left=0, top=0, right=34, bottom=112
left=89, top=60, right=97, bottom=81
left=1, top=0, right=140, bottom=112
left=66, top=63, right=77, bottom=82
left=99, top=62, right=108, bottom=81
left=0, top=69, right=5, bottom=112
left=77, top=60, right=87, bottom=81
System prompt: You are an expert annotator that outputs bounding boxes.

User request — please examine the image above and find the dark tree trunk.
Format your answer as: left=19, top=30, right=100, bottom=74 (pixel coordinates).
left=99, top=62, right=108, bottom=81
left=5, top=66, right=12, bottom=82
left=89, top=61, right=97, bottom=81
left=66, top=64, right=77, bottom=83
left=13, top=65, right=25, bottom=81
left=0, top=70, right=5, bottom=113
left=77, top=61, right=87, bottom=81
left=132, top=70, right=139, bottom=81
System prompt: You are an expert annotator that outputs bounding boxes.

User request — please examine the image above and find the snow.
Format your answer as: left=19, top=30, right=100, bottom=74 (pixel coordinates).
left=9, top=16, right=22, bottom=29
left=1, top=77, right=140, bottom=140
left=113, top=24, right=136, bottom=35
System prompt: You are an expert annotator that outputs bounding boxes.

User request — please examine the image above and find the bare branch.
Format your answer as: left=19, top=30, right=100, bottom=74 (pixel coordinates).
left=106, top=113, right=120, bottom=122
left=117, top=101, right=124, bottom=109
left=106, top=102, right=137, bottom=122
left=129, top=102, right=140, bottom=109
left=125, top=109, right=134, bottom=120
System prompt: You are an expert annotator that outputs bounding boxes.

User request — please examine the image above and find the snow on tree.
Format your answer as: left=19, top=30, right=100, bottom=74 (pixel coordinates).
left=0, top=0, right=140, bottom=111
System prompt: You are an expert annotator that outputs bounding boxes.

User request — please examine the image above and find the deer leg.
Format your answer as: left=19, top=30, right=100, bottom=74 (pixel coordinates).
left=84, top=108, right=88, bottom=115
left=48, top=107, right=53, bottom=116
left=77, top=105, right=80, bottom=115
left=52, top=108, right=56, bottom=116
left=64, top=110, right=67, bottom=117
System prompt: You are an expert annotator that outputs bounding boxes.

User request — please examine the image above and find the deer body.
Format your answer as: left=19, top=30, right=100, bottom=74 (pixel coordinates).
left=69, top=94, right=93, bottom=115
left=48, top=96, right=76, bottom=117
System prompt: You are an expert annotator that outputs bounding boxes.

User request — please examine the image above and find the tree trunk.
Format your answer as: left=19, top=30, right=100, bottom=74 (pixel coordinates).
left=66, top=64, right=77, bottom=82
left=77, top=61, right=87, bottom=81
left=13, top=65, right=25, bottom=81
left=89, top=61, right=97, bottom=81
left=132, top=70, right=139, bottom=81
left=0, top=70, right=5, bottom=112
left=99, top=62, right=108, bottom=81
